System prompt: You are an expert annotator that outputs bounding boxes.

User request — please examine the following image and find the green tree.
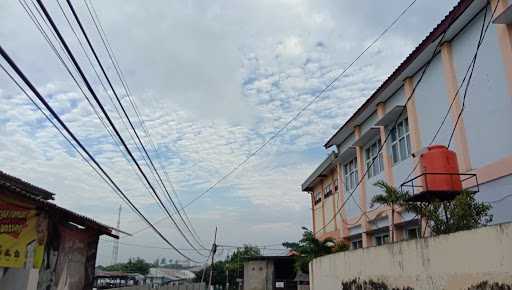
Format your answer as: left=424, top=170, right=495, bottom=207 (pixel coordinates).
left=103, top=257, right=152, bottom=275
left=194, top=245, right=261, bottom=289
left=424, top=190, right=493, bottom=235
left=372, top=180, right=493, bottom=237
left=371, top=180, right=410, bottom=242
left=283, top=227, right=336, bottom=273
left=160, top=257, right=167, bottom=266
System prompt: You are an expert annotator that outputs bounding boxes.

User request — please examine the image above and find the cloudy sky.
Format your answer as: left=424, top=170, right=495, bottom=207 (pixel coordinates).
left=0, top=0, right=457, bottom=265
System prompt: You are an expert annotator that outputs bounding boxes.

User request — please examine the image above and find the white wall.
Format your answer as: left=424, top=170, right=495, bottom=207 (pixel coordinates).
left=310, top=222, right=512, bottom=290
left=452, top=9, right=512, bottom=169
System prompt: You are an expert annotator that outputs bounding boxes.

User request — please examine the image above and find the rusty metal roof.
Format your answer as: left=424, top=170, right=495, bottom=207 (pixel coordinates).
left=0, top=170, right=55, bottom=200
left=0, top=170, right=118, bottom=238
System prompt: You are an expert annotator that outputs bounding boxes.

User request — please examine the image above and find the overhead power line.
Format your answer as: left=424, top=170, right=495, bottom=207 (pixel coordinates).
left=63, top=0, right=206, bottom=251
left=181, top=0, right=420, bottom=210
left=0, top=44, right=198, bottom=263
left=18, top=0, right=156, bottom=200
left=34, top=0, right=204, bottom=256
left=315, top=29, right=448, bottom=234
left=318, top=1, right=498, bottom=234
left=402, top=1, right=496, bottom=185
left=83, top=0, right=205, bottom=249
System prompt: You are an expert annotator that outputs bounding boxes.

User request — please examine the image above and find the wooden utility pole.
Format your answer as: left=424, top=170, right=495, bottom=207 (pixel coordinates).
left=208, top=226, right=218, bottom=290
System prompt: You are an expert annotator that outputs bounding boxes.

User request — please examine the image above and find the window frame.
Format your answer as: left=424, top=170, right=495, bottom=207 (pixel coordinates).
left=313, top=191, right=322, bottom=205
left=390, top=118, right=412, bottom=164
left=351, top=239, right=363, bottom=250
left=364, top=138, right=384, bottom=179
left=374, top=232, right=390, bottom=246
left=343, top=158, right=359, bottom=193
left=324, top=182, right=333, bottom=198
left=406, top=227, right=419, bottom=240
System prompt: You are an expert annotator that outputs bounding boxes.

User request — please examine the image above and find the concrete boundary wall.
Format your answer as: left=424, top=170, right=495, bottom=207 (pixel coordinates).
left=310, top=222, right=512, bottom=290
left=110, top=283, right=205, bottom=290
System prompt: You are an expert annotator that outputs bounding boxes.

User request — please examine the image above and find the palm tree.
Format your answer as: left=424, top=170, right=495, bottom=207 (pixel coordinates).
left=283, top=227, right=336, bottom=273
left=371, top=180, right=410, bottom=242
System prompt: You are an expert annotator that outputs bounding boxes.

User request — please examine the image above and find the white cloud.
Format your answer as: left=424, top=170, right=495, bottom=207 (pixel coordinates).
left=0, top=0, right=458, bottom=264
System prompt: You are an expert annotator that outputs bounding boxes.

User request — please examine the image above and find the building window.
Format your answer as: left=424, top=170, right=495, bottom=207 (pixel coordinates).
left=406, top=227, right=419, bottom=240
left=351, top=239, right=363, bottom=250
left=374, top=233, right=390, bottom=246
left=324, top=183, right=333, bottom=198
left=343, top=158, right=358, bottom=192
left=313, top=191, right=322, bottom=205
left=333, top=177, right=339, bottom=192
left=390, top=118, right=411, bottom=164
left=365, top=139, right=384, bottom=178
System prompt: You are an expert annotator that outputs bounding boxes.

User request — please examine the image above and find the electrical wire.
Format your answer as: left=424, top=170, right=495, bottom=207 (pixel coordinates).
left=323, top=1, right=497, bottom=235
left=34, top=0, right=205, bottom=257
left=63, top=0, right=206, bottom=251
left=181, top=0, right=419, bottom=210
left=402, top=1, right=497, bottom=189
left=0, top=44, right=199, bottom=263
left=314, top=29, right=449, bottom=235
left=447, top=2, right=499, bottom=148
left=82, top=0, right=206, bottom=249
left=18, top=0, right=155, bottom=199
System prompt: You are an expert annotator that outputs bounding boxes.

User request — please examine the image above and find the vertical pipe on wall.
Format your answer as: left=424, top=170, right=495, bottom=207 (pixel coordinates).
left=404, top=77, right=430, bottom=237
left=377, top=102, right=401, bottom=242
left=311, top=192, right=317, bottom=235
left=320, top=182, right=326, bottom=235
left=491, top=0, right=512, bottom=102
left=354, top=125, right=370, bottom=247
left=440, top=42, right=472, bottom=172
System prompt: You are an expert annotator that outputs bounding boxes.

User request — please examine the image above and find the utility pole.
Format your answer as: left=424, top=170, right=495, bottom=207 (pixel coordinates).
left=208, top=226, right=218, bottom=290
left=111, top=204, right=121, bottom=265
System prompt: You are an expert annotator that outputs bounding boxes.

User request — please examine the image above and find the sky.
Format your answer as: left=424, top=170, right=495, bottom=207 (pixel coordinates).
left=0, top=0, right=458, bottom=266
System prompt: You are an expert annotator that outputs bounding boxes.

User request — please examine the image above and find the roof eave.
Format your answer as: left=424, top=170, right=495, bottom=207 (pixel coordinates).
left=324, top=0, right=475, bottom=149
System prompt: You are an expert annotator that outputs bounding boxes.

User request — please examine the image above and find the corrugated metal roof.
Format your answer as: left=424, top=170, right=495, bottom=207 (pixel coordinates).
left=0, top=170, right=55, bottom=200
left=0, top=170, right=118, bottom=238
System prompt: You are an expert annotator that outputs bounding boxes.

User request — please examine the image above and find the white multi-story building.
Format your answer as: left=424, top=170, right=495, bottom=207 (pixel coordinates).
left=302, top=0, right=512, bottom=249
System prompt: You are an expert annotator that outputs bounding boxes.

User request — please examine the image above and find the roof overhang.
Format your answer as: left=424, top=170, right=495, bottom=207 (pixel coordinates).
left=1, top=186, right=118, bottom=239
left=324, top=0, right=487, bottom=149
left=301, top=152, right=337, bottom=192
left=375, top=105, right=406, bottom=127
left=352, top=127, right=381, bottom=147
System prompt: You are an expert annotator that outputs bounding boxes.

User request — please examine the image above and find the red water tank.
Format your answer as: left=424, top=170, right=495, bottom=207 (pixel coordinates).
left=419, top=145, right=462, bottom=192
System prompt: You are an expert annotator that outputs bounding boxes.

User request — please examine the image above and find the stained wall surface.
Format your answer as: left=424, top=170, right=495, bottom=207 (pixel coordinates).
left=310, top=222, right=512, bottom=290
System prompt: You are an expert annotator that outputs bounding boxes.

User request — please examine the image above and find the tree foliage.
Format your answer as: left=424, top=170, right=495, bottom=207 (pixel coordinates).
left=372, top=180, right=493, bottom=236
left=371, top=180, right=411, bottom=241
left=422, top=190, right=493, bottom=235
left=102, top=257, right=152, bottom=275
left=282, top=227, right=346, bottom=273
left=193, top=245, right=261, bottom=288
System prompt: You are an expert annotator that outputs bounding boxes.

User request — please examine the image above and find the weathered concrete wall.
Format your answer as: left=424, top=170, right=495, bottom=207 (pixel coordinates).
left=310, top=223, right=512, bottom=290
left=110, top=283, right=205, bottom=290
left=244, top=260, right=273, bottom=290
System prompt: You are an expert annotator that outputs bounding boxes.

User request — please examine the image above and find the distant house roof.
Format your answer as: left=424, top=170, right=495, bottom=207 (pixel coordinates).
left=95, top=270, right=142, bottom=278
left=148, top=268, right=196, bottom=280
left=0, top=170, right=55, bottom=200
left=0, top=170, right=118, bottom=238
